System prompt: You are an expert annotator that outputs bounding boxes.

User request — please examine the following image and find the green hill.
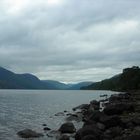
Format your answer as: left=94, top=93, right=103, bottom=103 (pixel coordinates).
left=81, top=66, right=140, bottom=91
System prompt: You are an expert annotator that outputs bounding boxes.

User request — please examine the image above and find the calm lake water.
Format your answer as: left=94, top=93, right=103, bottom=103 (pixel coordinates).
left=0, top=90, right=118, bottom=140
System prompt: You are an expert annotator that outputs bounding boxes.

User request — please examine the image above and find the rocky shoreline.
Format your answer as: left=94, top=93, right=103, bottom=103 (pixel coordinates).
left=17, top=90, right=140, bottom=140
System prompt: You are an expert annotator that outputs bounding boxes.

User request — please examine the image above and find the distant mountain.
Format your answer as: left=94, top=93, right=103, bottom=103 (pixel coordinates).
left=67, top=82, right=93, bottom=90
left=81, top=66, right=140, bottom=91
left=1, top=66, right=139, bottom=91
left=42, top=80, right=71, bottom=90
left=0, top=67, right=47, bottom=89
left=0, top=67, right=93, bottom=90
left=42, top=80, right=93, bottom=90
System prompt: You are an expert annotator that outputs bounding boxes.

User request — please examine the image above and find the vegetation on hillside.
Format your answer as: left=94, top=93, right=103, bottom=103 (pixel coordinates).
left=82, top=66, right=140, bottom=91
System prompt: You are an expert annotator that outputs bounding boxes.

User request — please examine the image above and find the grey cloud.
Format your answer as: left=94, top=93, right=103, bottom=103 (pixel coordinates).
left=0, top=0, right=140, bottom=82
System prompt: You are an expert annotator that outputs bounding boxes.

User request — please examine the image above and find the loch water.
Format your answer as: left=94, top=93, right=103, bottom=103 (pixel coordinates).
left=0, top=90, right=118, bottom=140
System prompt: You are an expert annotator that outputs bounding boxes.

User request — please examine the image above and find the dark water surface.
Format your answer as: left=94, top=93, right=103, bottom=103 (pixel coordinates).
left=0, top=90, right=118, bottom=140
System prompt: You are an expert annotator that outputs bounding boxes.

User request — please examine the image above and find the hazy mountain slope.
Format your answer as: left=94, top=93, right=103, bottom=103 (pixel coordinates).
left=0, top=67, right=92, bottom=90
left=42, top=80, right=93, bottom=90
left=0, top=67, right=47, bottom=89
left=42, top=80, right=71, bottom=89
left=67, top=82, right=93, bottom=90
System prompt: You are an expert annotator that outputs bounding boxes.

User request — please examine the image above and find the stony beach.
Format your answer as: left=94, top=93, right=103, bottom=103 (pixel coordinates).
left=57, top=90, right=140, bottom=140
left=17, top=90, right=140, bottom=140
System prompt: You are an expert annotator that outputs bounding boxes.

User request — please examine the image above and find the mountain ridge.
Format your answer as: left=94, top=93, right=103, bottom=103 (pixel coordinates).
left=0, top=67, right=92, bottom=90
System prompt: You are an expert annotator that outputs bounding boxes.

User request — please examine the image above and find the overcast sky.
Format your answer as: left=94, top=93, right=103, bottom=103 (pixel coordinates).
left=0, top=0, right=140, bottom=82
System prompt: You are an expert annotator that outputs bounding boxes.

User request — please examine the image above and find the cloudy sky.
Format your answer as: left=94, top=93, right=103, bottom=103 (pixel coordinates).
left=0, top=0, right=140, bottom=82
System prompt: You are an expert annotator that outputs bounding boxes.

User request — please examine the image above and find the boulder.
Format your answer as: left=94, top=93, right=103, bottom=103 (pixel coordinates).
left=100, top=115, right=122, bottom=128
left=59, top=135, right=70, bottom=140
left=103, top=103, right=134, bottom=115
left=75, top=125, right=101, bottom=140
left=90, top=100, right=99, bottom=105
left=59, top=122, right=76, bottom=133
left=73, top=104, right=89, bottom=111
left=132, top=126, right=140, bottom=135
left=84, top=111, right=122, bottom=128
left=17, top=129, right=43, bottom=138
left=42, top=124, right=47, bottom=126
left=101, top=129, right=113, bottom=140
left=102, top=127, right=122, bottom=139
left=126, top=122, right=135, bottom=129
left=88, top=110, right=105, bottom=122
left=109, top=93, right=130, bottom=103
left=132, top=117, right=140, bottom=125
left=83, top=119, right=97, bottom=127
left=105, top=127, right=122, bottom=138
left=125, top=135, right=140, bottom=140
left=97, top=122, right=105, bottom=131
left=81, top=135, right=97, bottom=140
left=66, top=113, right=83, bottom=122
left=90, top=100, right=100, bottom=110
left=43, top=127, right=51, bottom=131
left=47, top=130, right=60, bottom=138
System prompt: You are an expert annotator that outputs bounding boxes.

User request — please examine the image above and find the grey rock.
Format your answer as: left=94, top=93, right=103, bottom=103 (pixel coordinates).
left=97, top=122, right=105, bottom=130
left=17, top=129, right=43, bottom=138
left=59, top=122, right=76, bottom=133
left=88, top=110, right=105, bottom=122
left=42, top=124, right=47, bottom=126
left=125, top=135, right=140, bottom=140
left=43, top=127, right=51, bottom=131
left=73, top=104, right=89, bottom=111
left=103, top=103, right=134, bottom=116
left=100, top=115, right=122, bottom=128
left=132, top=117, right=140, bottom=125
left=75, top=125, right=101, bottom=140
left=81, top=135, right=97, bottom=140
left=90, top=100, right=100, bottom=110
left=59, top=135, right=70, bottom=140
